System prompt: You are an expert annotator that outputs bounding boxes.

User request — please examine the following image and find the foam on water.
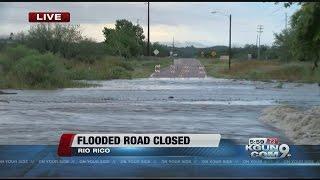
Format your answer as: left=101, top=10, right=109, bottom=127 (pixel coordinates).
left=259, top=106, right=320, bottom=145
left=1, top=78, right=320, bottom=145
left=179, top=100, right=277, bottom=106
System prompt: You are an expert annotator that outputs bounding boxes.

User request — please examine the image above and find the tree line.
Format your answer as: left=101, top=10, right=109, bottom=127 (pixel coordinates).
left=1, top=2, right=319, bottom=66
left=0, top=19, right=282, bottom=61
left=274, top=2, right=320, bottom=70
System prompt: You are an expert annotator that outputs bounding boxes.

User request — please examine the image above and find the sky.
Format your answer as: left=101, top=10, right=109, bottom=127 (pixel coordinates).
left=0, top=2, right=300, bottom=47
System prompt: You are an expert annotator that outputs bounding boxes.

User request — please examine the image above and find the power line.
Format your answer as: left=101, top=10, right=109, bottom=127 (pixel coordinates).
left=257, top=25, right=263, bottom=60
left=172, top=36, right=175, bottom=52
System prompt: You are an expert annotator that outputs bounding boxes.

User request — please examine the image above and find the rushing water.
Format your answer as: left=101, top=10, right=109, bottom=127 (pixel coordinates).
left=0, top=77, right=320, bottom=145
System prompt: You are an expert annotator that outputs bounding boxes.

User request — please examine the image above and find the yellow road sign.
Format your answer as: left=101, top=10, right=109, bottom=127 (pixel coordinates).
left=211, top=51, right=216, bottom=57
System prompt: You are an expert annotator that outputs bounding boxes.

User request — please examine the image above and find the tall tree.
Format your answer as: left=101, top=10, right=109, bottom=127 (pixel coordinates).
left=26, top=24, right=82, bottom=58
left=290, top=2, right=320, bottom=70
left=276, top=2, right=320, bottom=69
left=103, top=19, right=145, bottom=58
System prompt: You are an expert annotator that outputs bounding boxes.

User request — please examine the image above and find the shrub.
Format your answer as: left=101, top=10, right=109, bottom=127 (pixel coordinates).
left=0, top=54, right=11, bottom=73
left=4, top=45, right=39, bottom=62
left=107, top=58, right=134, bottom=71
left=74, top=40, right=106, bottom=63
left=105, top=66, right=131, bottom=79
left=26, top=24, right=82, bottom=58
left=13, top=53, right=68, bottom=88
left=247, top=70, right=264, bottom=80
left=0, top=45, right=39, bottom=73
left=67, top=68, right=101, bottom=80
left=268, top=63, right=308, bottom=81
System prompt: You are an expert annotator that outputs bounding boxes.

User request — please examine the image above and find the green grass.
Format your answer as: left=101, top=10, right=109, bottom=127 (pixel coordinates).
left=0, top=76, right=94, bottom=90
left=0, top=45, right=171, bottom=89
left=64, top=56, right=171, bottom=80
left=199, top=58, right=229, bottom=78
left=130, top=57, right=172, bottom=78
left=199, top=58, right=320, bottom=83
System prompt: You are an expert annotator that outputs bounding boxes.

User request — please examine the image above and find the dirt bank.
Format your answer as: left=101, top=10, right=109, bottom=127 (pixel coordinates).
left=259, top=105, right=320, bottom=145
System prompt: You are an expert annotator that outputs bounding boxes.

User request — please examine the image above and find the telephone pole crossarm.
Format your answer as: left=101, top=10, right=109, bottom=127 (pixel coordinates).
left=257, top=25, right=263, bottom=60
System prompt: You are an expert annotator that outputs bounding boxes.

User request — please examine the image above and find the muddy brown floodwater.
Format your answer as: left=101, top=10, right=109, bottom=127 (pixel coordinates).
left=0, top=77, right=319, bottom=145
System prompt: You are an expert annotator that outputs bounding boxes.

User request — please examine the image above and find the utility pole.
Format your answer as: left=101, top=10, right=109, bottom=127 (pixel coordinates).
left=172, top=37, right=175, bottom=53
left=211, top=11, right=232, bottom=69
left=285, top=13, right=288, bottom=30
left=147, top=2, right=150, bottom=56
left=256, top=34, right=258, bottom=59
left=136, top=19, right=140, bottom=26
left=257, top=25, right=263, bottom=60
left=228, top=14, right=232, bottom=70
left=172, top=36, right=175, bottom=63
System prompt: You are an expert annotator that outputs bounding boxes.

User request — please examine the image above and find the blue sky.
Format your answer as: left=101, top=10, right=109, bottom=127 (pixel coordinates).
left=0, top=2, right=300, bottom=47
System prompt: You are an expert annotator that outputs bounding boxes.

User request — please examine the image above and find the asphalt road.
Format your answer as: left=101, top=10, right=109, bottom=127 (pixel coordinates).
left=151, top=58, right=207, bottom=78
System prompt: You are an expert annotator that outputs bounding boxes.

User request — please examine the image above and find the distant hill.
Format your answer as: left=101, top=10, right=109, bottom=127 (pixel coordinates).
left=151, top=42, right=274, bottom=59
left=159, top=41, right=209, bottom=48
left=0, top=35, right=9, bottom=40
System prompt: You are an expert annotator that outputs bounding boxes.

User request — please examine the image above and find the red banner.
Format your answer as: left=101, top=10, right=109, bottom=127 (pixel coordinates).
left=29, top=12, right=70, bottom=22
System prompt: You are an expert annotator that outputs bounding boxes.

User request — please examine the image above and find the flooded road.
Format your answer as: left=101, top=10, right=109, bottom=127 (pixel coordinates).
left=151, top=58, right=206, bottom=78
left=0, top=78, right=320, bottom=145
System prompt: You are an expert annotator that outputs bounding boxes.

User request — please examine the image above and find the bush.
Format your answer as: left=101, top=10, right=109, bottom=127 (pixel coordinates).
left=67, top=68, right=101, bottom=80
left=268, top=63, right=308, bottom=81
left=26, top=24, right=82, bottom=58
left=74, top=40, right=106, bottom=63
left=0, top=41, right=6, bottom=51
left=0, top=45, right=39, bottom=73
left=0, top=54, right=11, bottom=73
left=107, top=59, right=134, bottom=71
left=103, top=19, right=145, bottom=58
left=4, top=45, right=39, bottom=62
left=13, top=53, right=68, bottom=88
left=247, top=70, right=266, bottom=80
left=106, top=66, right=131, bottom=79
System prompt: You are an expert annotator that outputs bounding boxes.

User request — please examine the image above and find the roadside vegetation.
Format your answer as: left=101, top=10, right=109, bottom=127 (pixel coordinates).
left=0, top=2, right=319, bottom=89
left=200, top=58, right=320, bottom=83
left=200, top=2, right=320, bottom=83
left=0, top=20, right=171, bottom=89
left=0, top=45, right=171, bottom=89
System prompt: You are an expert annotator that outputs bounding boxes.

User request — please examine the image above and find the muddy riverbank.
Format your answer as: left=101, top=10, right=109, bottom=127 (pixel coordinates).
left=260, top=105, right=320, bottom=145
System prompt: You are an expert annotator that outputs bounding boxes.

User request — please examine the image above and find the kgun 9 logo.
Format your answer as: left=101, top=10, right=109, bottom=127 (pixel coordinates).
left=245, top=138, right=291, bottom=159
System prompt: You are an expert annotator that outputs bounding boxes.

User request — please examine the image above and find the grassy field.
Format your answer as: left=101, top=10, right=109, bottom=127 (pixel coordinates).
left=0, top=45, right=171, bottom=89
left=199, top=58, right=320, bottom=83
left=130, top=57, right=172, bottom=78
left=64, top=56, right=172, bottom=80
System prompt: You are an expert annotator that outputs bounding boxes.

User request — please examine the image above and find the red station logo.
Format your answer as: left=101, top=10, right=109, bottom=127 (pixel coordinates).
left=29, top=12, right=70, bottom=22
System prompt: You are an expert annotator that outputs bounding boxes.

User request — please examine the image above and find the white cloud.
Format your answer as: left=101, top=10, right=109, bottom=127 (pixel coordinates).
left=80, top=23, right=114, bottom=41
left=0, top=2, right=300, bottom=47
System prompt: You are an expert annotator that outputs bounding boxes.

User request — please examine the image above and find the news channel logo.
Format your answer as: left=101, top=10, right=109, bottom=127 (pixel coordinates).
left=245, top=138, right=291, bottom=159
